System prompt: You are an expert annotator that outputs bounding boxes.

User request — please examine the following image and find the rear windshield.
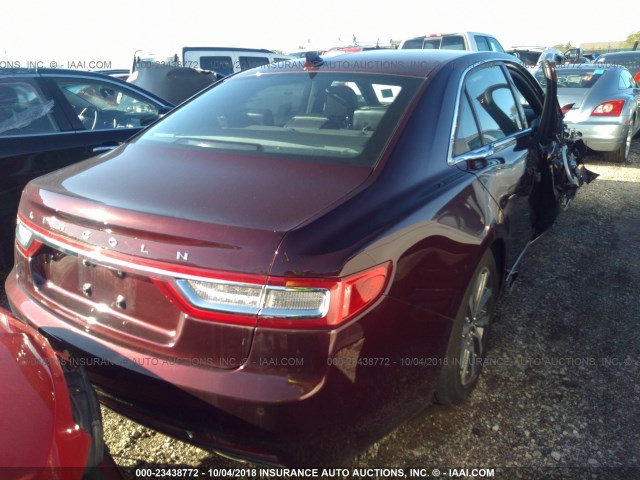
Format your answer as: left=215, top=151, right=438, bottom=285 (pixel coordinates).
left=536, top=67, right=606, bottom=89
left=136, top=71, right=422, bottom=166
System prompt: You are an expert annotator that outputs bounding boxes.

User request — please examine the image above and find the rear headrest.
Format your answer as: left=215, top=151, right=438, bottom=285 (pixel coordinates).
left=324, top=85, right=358, bottom=118
left=353, top=106, right=387, bottom=131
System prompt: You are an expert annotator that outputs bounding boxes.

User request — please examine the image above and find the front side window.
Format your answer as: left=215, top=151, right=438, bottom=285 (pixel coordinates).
left=0, top=80, right=58, bottom=136
left=53, top=79, right=161, bottom=130
left=136, top=71, right=422, bottom=166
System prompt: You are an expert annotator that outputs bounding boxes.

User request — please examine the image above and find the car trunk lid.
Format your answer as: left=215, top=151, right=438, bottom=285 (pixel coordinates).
left=17, top=142, right=371, bottom=368
left=557, top=88, right=590, bottom=122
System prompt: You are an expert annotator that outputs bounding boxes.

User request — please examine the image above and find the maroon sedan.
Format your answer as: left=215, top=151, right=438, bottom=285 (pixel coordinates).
left=6, top=51, right=592, bottom=465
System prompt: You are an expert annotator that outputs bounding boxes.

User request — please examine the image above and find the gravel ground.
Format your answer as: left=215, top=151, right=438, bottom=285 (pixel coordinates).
left=1, top=140, right=639, bottom=480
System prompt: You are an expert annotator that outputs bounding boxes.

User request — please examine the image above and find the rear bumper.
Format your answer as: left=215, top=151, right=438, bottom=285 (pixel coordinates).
left=565, top=122, right=628, bottom=152
left=6, top=269, right=448, bottom=466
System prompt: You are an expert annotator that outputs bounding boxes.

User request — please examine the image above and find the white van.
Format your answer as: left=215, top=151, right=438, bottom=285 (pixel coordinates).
left=399, top=32, right=505, bottom=52
left=135, top=47, right=293, bottom=77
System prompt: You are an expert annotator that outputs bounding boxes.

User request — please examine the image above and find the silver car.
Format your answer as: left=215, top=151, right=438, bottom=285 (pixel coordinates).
left=536, top=64, right=640, bottom=162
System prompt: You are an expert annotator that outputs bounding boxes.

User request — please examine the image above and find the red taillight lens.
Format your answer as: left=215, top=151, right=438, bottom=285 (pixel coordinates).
left=15, top=219, right=43, bottom=257
left=164, top=263, right=391, bottom=329
left=635, top=72, right=640, bottom=83
left=258, top=263, right=391, bottom=329
left=591, top=100, right=625, bottom=116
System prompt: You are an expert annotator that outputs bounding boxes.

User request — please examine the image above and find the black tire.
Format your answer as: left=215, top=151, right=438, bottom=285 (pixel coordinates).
left=605, top=126, right=632, bottom=163
left=435, top=249, right=498, bottom=405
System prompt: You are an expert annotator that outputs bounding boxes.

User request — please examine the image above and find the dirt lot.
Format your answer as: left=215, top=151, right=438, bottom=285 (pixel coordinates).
left=1, top=141, right=639, bottom=480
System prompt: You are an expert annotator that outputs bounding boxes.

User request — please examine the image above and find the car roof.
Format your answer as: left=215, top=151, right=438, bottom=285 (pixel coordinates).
left=241, top=50, right=520, bottom=78
left=598, top=51, right=640, bottom=59
left=408, top=31, right=496, bottom=39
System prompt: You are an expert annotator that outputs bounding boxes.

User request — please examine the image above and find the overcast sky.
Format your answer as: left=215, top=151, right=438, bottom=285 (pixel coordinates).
left=1, top=0, right=636, bottom=68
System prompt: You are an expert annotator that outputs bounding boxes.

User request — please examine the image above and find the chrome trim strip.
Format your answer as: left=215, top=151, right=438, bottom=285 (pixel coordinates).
left=447, top=58, right=534, bottom=166
left=25, top=223, right=258, bottom=284
left=24, top=222, right=331, bottom=319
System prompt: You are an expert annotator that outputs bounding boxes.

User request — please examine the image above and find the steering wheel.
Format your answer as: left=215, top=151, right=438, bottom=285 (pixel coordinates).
left=78, top=107, right=99, bottom=130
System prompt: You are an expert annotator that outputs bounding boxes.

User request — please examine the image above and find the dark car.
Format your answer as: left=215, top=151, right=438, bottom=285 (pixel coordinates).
left=595, top=51, right=640, bottom=81
left=0, top=68, right=173, bottom=268
left=6, top=51, right=593, bottom=466
left=0, top=307, right=122, bottom=479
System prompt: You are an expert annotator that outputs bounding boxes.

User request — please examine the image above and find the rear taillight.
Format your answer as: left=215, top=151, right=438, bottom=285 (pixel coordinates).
left=635, top=72, right=640, bottom=83
left=15, top=219, right=42, bottom=257
left=591, top=100, right=625, bottom=116
left=172, top=263, right=391, bottom=329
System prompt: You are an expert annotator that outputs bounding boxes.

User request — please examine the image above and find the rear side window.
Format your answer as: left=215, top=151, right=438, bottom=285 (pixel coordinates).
left=0, top=80, right=58, bottom=136
left=486, top=37, right=505, bottom=53
left=453, top=94, right=482, bottom=156
left=475, top=36, right=490, bottom=51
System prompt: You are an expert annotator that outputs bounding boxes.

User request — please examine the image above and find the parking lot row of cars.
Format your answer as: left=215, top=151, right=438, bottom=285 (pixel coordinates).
left=0, top=37, right=634, bottom=473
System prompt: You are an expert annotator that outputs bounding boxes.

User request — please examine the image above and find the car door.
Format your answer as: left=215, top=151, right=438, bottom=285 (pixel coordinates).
left=620, top=69, right=640, bottom=135
left=450, top=61, right=540, bottom=271
left=0, top=72, right=168, bottom=267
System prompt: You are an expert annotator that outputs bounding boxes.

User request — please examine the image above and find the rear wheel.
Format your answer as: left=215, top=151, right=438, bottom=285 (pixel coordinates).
left=606, top=125, right=632, bottom=163
left=435, top=249, right=498, bottom=405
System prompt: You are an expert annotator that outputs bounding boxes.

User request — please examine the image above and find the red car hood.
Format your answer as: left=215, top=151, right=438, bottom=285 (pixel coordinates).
left=20, top=142, right=372, bottom=273
left=0, top=308, right=91, bottom=478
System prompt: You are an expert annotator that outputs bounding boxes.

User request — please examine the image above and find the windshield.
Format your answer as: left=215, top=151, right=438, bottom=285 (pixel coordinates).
left=536, top=67, right=606, bottom=89
left=136, top=71, right=422, bottom=166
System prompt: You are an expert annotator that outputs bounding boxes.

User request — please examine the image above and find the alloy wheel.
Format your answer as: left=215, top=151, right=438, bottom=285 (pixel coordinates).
left=458, top=266, right=492, bottom=386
